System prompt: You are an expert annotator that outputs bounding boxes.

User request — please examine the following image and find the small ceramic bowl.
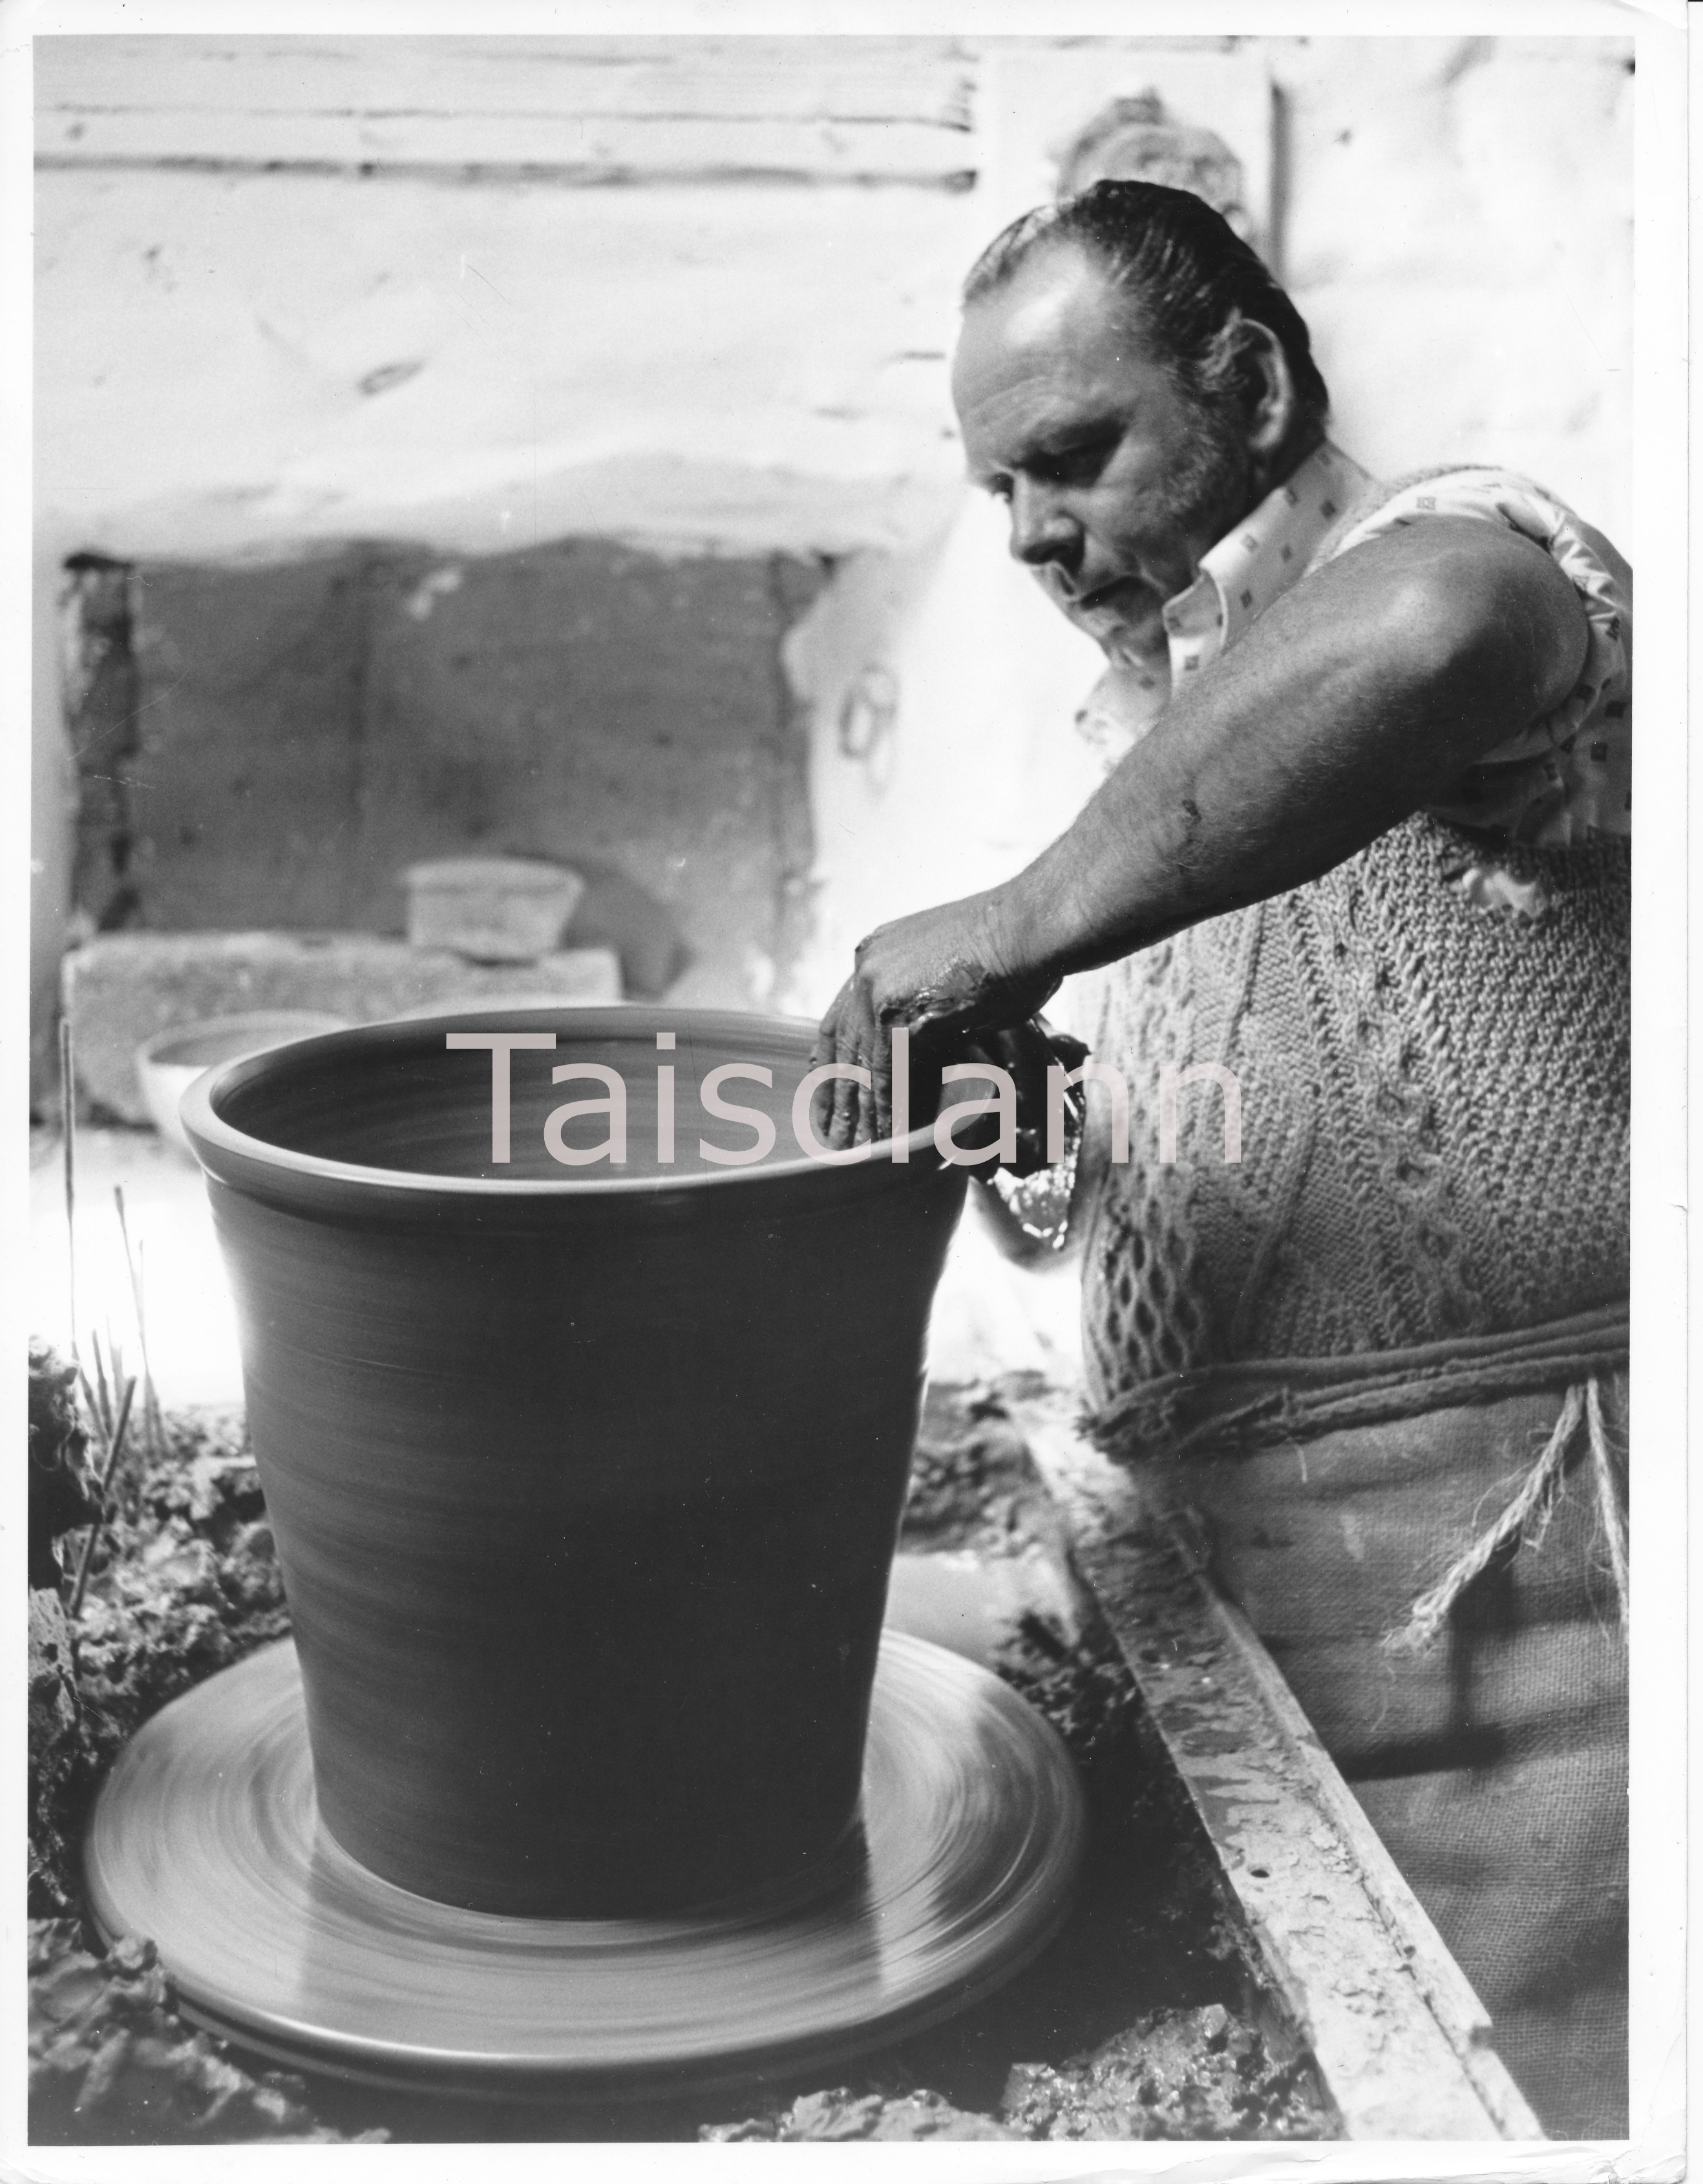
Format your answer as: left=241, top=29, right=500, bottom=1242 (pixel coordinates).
left=137, top=1013, right=348, bottom=1159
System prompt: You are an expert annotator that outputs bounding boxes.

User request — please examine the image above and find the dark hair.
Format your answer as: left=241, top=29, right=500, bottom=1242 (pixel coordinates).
left=962, top=180, right=1329, bottom=432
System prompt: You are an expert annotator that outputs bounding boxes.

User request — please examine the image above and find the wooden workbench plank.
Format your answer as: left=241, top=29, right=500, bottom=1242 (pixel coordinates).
left=1167, top=1508, right=1545, bottom=2140
left=999, top=1381, right=1543, bottom=2143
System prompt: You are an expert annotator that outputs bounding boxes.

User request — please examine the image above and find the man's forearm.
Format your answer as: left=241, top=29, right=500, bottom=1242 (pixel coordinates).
left=808, top=518, right=1591, bottom=1148
left=996, top=519, right=1589, bottom=980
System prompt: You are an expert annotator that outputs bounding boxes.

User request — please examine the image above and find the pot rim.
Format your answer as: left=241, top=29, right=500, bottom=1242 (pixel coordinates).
left=180, top=1002, right=955, bottom=1199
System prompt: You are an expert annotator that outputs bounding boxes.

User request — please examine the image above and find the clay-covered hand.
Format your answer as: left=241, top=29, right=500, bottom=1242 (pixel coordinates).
left=809, top=888, right=1063, bottom=1150
left=959, top=1019, right=1090, bottom=1179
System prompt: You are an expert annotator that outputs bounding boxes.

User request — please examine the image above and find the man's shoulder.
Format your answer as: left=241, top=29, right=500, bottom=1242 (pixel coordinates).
left=1307, top=463, right=1629, bottom=598
left=1307, top=463, right=1513, bottom=565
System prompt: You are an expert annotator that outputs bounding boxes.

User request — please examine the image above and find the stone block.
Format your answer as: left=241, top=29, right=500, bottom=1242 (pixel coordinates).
left=62, top=931, right=622, bottom=1124
left=401, top=857, right=586, bottom=963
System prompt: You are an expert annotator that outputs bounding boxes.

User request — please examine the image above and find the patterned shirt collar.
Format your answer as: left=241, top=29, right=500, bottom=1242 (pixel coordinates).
left=1161, top=440, right=1373, bottom=686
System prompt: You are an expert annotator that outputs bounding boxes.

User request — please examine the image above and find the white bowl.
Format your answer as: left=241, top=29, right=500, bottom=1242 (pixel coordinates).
left=137, top=1012, right=348, bottom=1159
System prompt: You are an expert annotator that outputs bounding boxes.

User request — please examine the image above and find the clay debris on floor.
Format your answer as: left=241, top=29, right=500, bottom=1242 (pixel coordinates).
left=706, top=2006, right=1322, bottom=2142
left=29, top=1926, right=385, bottom=2147
left=29, top=1352, right=288, bottom=1922
left=28, top=1344, right=370, bottom=2145
left=28, top=1362, right=1331, bottom=2145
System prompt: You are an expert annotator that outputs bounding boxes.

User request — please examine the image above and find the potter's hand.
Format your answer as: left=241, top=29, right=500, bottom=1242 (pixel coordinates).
left=809, top=889, right=1062, bottom=1152
left=962, top=1020, right=1090, bottom=1179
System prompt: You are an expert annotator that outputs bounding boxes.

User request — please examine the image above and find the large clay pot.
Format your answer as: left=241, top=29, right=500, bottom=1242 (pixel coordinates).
left=181, top=1007, right=969, bottom=1918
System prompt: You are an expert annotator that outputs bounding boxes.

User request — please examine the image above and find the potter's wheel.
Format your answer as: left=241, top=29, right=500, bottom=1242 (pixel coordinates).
left=86, top=1633, right=1086, bottom=2099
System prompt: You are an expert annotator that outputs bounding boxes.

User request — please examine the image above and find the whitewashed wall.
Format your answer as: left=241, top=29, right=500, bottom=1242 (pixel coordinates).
left=34, top=36, right=988, bottom=563
left=33, top=33, right=1632, bottom=1035
left=1285, top=37, right=1631, bottom=536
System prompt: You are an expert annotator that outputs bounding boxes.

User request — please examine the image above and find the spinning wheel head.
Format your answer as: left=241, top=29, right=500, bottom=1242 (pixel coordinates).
left=87, top=1633, right=1086, bottom=2098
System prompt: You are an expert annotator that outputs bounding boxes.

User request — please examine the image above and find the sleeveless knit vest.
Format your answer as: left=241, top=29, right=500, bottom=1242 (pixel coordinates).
left=1079, top=815, right=1631, bottom=1455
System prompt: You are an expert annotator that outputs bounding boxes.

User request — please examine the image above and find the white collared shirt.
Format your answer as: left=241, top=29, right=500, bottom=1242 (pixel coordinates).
left=1161, top=440, right=1370, bottom=680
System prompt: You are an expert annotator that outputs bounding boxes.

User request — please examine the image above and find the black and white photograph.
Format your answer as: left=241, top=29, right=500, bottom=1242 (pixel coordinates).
left=10, top=3, right=1686, bottom=2176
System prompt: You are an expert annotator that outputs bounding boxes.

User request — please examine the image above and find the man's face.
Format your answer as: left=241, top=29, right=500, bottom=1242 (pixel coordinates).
left=952, top=242, right=1257, bottom=664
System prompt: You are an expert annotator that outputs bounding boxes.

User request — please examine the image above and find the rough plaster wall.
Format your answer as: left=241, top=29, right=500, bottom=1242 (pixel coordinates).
left=34, top=35, right=984, bottom=565
left=785, top=499, right=1106, bottom=1011
left=34, top=166, right=979, bottom=567
left=32, top=34, right=986, bottom=1056
left=1280, top=37, right=1632, bottom=547
left=131, top=556, right=369, bottom=932
left=34, top=35, right=1629, bottom=565
left=119, top=542, right=822, bottom=1008
left=33, top=34, right=1631, bottom=1036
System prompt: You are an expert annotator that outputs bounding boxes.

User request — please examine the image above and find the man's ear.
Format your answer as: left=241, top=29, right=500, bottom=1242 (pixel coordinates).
left=1236, top=318, right=1298, bottom=462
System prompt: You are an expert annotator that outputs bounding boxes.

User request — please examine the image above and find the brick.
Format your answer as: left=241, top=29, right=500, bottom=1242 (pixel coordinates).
left=63, top=932, right=621, bottom=1124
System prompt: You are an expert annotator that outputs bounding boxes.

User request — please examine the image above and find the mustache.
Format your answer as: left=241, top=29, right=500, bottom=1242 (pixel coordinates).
left=1042, top=571, right=1156, bottom=616
left=1067, top=578, right=1139, bottom=612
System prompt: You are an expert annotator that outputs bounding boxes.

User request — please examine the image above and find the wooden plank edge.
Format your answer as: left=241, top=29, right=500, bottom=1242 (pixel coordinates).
left=34, top=151, right=981, bottom=192
left=1161, top=1505, right=1545, bottom=2141
left=998, top=1381, right=1544, bottom=2143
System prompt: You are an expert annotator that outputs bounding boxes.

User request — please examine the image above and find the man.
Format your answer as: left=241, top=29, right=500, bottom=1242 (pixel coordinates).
left=814, top=183, right=1630, bottom=2136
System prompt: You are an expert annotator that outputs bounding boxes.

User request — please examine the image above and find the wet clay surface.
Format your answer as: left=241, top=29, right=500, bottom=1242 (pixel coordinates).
left=193, top=1008, right=969, bottom=1919
left=31, top=1383, right=1332, bottom=2144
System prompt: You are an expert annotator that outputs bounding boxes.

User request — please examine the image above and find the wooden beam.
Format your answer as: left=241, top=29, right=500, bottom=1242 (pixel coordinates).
left=999, top=1379, right=1544, bottom=2143
left=35, top=36, right=978, bottom=185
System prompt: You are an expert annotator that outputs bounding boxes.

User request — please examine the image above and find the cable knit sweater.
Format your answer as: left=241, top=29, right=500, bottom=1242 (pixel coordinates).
left=1067, top=467, right=1631, bottom=1453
